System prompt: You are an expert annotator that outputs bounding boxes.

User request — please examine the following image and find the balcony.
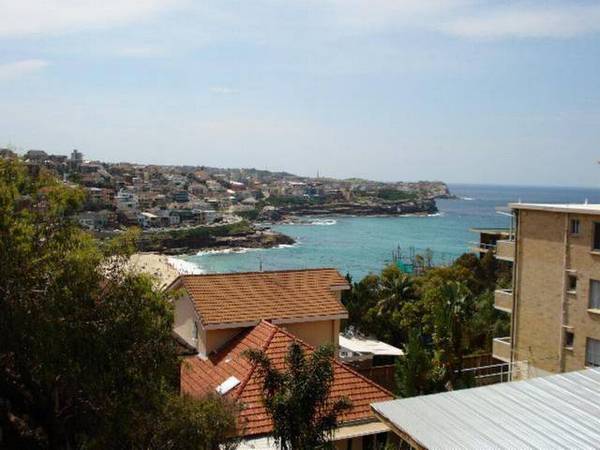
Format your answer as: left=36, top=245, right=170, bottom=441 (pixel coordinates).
left=495, top=239, right=515, bottom=262
left=469, top=241, right=496, bottom=254
left=492, top=337, right=512, bottom=363
left=494, top=289, right=513, bottom=313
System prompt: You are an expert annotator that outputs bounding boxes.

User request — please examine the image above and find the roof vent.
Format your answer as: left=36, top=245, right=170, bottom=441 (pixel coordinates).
left=215, top=376, right=240, bottom=395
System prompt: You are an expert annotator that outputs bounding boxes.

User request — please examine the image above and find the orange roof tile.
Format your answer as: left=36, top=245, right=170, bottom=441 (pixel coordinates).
left=181, top=321, right=394, bottom=437
left=174, top=268, right=349, bottom=327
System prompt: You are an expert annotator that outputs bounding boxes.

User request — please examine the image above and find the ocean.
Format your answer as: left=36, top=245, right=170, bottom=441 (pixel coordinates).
left=180, top=184, right=600, bottom=280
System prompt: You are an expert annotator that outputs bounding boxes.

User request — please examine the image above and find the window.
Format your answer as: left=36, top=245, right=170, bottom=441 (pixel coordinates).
left=586, top=338, right=600, bottom=367
left=570, top=218, right=580, bottom=235
left=192, top=321, right=199, bottom=341
left=568, top=274, right=577, bottom=292
left=590, top=280, right=600, bottom=310
left=594, top=223, right=600, bottom=250
left=565, top=331, right=574, bottom=349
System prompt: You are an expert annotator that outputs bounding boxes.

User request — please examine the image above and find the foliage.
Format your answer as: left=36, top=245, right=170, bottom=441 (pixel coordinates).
left=395, top=331, right=443, bottom=398
left=244, top=342, right=351, bottom=450
left=149, top=394, right=240, bottom=450
left=375, top=189, right=417, bottom=202
left=0, top=159, right=236, bottom=449
left=343, top=250, right=510, bottom=396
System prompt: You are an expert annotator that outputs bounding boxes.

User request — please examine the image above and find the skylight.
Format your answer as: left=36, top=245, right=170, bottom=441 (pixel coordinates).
left=215, top=376, right=240, bottom=395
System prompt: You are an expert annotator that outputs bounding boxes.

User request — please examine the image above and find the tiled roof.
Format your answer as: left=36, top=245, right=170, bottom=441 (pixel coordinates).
left=175, top=268, right=349, bottom=327
left=181, top=321, right=394, bottom=437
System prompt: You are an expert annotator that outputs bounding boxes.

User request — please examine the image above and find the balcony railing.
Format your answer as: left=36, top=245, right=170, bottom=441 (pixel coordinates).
left=494, top=289, right=513, bottom=313
left=492, top=337, right=512, bottom=363
left=469, top=241, right=496, bottom=254
left=495, top=239, right=515, bottom=262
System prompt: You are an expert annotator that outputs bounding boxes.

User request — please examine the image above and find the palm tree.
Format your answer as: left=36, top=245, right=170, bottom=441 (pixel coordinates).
left=244, top=342, right=351, bottom=450
left=429, top=280, right=474, bottom=389
left=375, top=266, right=416, bottom=317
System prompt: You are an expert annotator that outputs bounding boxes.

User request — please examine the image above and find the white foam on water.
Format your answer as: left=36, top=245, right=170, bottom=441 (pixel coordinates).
left=310, top=219, right=337, bottom=226
left=167, top=257, right=205, bottom=274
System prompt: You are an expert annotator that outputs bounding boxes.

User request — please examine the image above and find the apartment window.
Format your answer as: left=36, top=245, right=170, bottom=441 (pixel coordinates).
left=586, top=338, right=600, bottom=367
left=570, top=218, right=580, bottom=235
left=565, top=331, right=574, bottom=349
left=568, top=274, right=577, bottom=292
left=594, top=223, right=600, bottom=250
left=590, top=280, right=600, bottom=310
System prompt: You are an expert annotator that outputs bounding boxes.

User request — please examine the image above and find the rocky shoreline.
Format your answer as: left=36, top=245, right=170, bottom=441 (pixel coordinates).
left=259, top=198, right=439, bottom=222
left=137, top=224, right=295, bottom=255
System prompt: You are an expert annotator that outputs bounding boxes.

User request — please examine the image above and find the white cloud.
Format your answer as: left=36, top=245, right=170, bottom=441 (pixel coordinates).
left=0, top=0, right=182, bottom=37
left=0, top=59, right=48, bottom=81
left=442, top=3, right=600, bottom=39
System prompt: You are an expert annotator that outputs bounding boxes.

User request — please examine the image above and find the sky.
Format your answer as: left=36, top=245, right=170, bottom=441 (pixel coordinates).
left=1, top=1, right=600, bottom=186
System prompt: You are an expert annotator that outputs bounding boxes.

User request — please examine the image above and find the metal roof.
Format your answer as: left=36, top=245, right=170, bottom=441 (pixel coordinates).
left=508, top=202, right=600, bottom=215
left=371, top=368, right=600, bottom=450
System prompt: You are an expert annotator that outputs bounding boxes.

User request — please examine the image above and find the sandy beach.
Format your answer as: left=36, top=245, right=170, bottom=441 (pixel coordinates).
left=128, top=253, right=203, bottom=288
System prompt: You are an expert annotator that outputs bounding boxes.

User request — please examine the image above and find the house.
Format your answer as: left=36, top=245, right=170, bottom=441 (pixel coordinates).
left=474, top=203, right=600, bottom=379
left=77, top=210, right=113, bottom=230
left=137, top=211, right=160, bottom=228
left=0, top=148, right=17, bottom=159
left=24, top=149, right=48, bottom=161
left=338, top=333, right=404, bottom=392
left=172, top=269, right=397, bottom=447
left=115, top=188, right=139, bottom=211
left=173, top=190, right=189, bottom=203
left=371, top=367, right=600, bottom=450
left=170, top=268, right=350, bottom=354
left=181, top=320, right=395, bottom=449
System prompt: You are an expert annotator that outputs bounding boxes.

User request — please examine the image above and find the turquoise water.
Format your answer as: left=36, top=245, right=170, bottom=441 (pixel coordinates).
left=182, top=184, right=600, bottom=279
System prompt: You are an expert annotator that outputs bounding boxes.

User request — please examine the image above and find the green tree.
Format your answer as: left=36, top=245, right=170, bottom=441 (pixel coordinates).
left=244, top=342, right=351, bottom=450
left=395, top=331, right=442, bottom=398
left=425, top=280, right=475, bottom=390
left=0, top=159, right=236, bottom=449
left=341, top=273, right=379, bottom=332
left=375, top=265, right=416, bottom=317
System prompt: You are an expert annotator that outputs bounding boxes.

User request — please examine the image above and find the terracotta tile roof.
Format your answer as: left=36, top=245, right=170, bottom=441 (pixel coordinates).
left=175, top=268, right=349, bottom=327
left=181, top=321, right=394, bottom=437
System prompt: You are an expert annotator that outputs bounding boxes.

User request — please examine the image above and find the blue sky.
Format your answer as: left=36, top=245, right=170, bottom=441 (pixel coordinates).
left=1, top=1, right=600, bottom=186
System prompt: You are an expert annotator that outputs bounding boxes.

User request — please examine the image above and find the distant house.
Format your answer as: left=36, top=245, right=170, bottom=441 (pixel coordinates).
left=25, top=149, right=48, bottom=161
left=173, top=190, right=189, bottom=203
left=137, top=211, right=160, bottom=228
left=0, top=148, right=17, bottom=159
left=77, top=210, right=113, bottom=230
left=115, top=189, right=139, bottom=211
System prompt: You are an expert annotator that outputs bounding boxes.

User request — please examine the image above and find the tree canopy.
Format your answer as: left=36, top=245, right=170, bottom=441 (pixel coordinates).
left=0, top=159, right=236, bottom=449
left=342, top=251, right=510, bottom=397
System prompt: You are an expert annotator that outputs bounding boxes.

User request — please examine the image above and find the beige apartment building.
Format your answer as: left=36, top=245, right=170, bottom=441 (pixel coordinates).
left=476, top=203, right=600, bottom=378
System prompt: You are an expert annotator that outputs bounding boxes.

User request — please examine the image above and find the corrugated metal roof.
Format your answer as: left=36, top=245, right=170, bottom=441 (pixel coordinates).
left=371, top=368, right=600, bottom=450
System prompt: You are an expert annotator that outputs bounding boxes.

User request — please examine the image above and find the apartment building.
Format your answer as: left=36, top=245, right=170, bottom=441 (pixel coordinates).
left=477, top=203, right=600, bottom=378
